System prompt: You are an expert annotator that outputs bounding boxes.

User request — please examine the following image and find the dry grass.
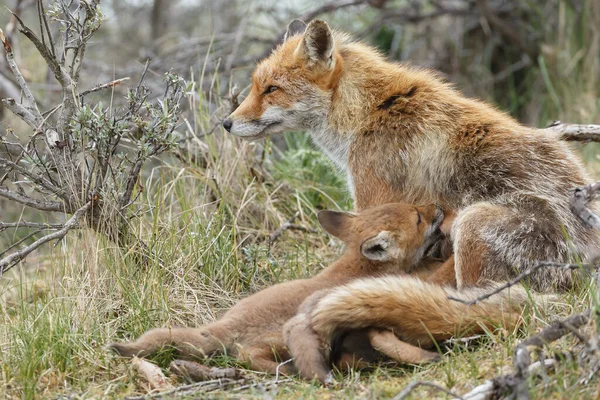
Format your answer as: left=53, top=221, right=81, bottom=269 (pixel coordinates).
left=1, top=2, right=600, bottom=399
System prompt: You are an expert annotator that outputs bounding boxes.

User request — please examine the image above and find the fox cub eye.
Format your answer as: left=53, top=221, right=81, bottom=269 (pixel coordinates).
left=416, top=212, right=422, bottom=225
left=264, top=85, right=279, bottom=94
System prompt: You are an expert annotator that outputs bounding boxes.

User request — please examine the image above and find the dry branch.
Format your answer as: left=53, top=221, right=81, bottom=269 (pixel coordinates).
left=0, top=186, right=64, bottom=212
left=0, top=200, right=90, bottom=274
left=448, top=261, right=598, bottom=306
left=268, top=211, right=318, bottom=245
left=131, top=357, right=173, bottom=391
left=544, top=121, right=600, bottom=142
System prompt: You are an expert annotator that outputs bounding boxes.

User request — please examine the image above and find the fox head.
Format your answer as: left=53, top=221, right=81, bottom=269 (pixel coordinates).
left=223, top=19, right=342, bottom=139
left=318, top=203, right=444, bottom=270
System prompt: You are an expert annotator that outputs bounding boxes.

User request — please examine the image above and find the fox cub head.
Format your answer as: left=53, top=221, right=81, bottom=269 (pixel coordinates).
left=320, top=203, right=444, bottom=271
left=223, top=19, right=341, bottom=139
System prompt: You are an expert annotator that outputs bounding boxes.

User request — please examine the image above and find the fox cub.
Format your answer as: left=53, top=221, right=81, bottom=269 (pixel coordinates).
left=284, top=276, right=529, bottom=383
left=110, top=203, right=444, bottom=375
left=224, top=19, right=600, bottom=292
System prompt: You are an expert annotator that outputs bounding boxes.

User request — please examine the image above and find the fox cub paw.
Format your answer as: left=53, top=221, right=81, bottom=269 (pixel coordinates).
left=108, top=342, right=142, bottom=358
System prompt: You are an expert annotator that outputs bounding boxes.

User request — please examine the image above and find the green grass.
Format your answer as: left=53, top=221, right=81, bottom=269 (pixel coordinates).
left=2, top=2, right=600, bottom=398
left=0, top=129, right=598, bottom=399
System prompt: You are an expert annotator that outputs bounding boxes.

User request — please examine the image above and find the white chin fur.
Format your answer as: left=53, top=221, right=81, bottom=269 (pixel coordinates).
left=229, top=106, right=292, bottom=139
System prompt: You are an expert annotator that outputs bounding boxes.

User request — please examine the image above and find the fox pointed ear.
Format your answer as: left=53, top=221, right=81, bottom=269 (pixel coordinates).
left=284, top=19, right=307, bottom=41
left=318, top=210, right=354, bottom=240
left=297, top=20, right=335, bottom=68
left=360, top=231, right=401, bottom=262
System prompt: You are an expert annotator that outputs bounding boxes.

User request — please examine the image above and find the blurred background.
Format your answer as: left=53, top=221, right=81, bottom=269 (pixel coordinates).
left=1, top=0, right=599, bottom=127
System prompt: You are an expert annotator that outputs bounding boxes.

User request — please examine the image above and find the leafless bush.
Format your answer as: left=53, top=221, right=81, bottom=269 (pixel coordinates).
left=0, top=1, right=189, bottom=272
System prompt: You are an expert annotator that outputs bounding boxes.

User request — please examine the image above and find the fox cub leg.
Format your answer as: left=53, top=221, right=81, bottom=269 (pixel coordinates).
left=109, top=322, right=232, bottom=359
left=283, top=313, right=331, bottom=383
left=452, top=195, right=572, bottom=291
left=367, top=330, right=440, bottom=364
left=236, top=345, right=295, bottom=375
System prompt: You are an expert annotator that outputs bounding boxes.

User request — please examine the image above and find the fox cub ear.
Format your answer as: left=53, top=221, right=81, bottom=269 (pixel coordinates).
left=318, top=210, right=354, bottom=240
left=284, top=19, right=307, bottom=41
left=297, top=20, right=335, bottom=68
left=360, top=231, right=401, bottom=262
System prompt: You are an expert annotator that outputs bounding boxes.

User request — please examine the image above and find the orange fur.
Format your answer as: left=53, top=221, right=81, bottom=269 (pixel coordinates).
left=284, top=275, right=530, bottom=383
left=226, top=19, right=600, bottom=291
left=109, top=203, right=445, bottom=375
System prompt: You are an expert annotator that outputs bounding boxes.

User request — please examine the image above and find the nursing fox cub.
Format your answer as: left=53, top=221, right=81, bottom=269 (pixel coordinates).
left=110, top=203, right=447, bottom=373
left=224, top=19, right=599, bottom=292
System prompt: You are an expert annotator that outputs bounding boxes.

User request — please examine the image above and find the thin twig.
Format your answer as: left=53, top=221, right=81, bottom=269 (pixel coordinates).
left=268, top=212, right=317, bottom=245
left=0, top=201, right=91, bottom=274
left=0, top=221, right=65, bottom=231
left=0, top=27, right=43, bottom=123
left=79, top=77, right=130, bottom=98
left=512, top=311, right=591, bottom=399
left=448, top=261, right=598, bottom=306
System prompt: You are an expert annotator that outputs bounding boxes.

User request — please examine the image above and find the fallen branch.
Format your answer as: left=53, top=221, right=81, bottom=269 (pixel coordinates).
left=132, top=357, right=173, bottom=391
left=125, top=378, right=241, bottom=400
left=0, top=200, right=90, bottom=274
left=512, top=311, right=590, bottom=399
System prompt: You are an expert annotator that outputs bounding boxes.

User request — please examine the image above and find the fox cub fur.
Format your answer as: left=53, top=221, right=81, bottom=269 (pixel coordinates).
left=284, top=277, right=529, bottom=383
left=224, top=19, right=600, bottom=292
left=110, top=203, right=444, bottom=374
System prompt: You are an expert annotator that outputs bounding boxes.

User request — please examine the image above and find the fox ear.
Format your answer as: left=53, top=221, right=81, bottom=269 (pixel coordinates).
left=284, top=19, right=307, bottom=41
left=297, top=20, right=335, bottom=68
left=318, top=210, right=354, bottom=240
left=360, top=231, right=401, bottom=262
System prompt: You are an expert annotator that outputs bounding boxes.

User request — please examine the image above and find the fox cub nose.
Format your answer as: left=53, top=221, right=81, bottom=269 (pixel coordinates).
left=222, top=118, right=233, bottom=132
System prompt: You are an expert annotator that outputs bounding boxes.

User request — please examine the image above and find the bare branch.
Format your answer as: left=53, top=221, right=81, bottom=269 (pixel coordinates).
left=1, top=98, right=39, bottom=129
left=0, top=156, right=66, bottom=199
left=0, top=186, right=64, bottom=212
left=0, top=200, right=91, bottom=274
left=268, top=211, right=318, bottom=245
left=0, top=27, right=43, bottom=123
left=448, top=261, right=598, bottom=306
left=79, top=77, right=130, bottom=98
left=544, top=121, right=600, bottom=142
left=0, top=221, right=65, bottom=231
left=513, top=311, right=591, bottom=399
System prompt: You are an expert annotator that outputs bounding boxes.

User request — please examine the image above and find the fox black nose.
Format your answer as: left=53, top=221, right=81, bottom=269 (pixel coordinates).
left=222, top=118, right=233, bottom=132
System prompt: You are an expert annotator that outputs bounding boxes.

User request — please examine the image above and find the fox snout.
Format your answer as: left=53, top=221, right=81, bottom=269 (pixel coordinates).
left=222, top=118, right=233, bottom=132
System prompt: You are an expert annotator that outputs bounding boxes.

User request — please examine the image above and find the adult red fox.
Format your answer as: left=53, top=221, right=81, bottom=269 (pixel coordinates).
left=110, top=203, right=446, bottom=374
left=223, top=19, right=599, bottom=291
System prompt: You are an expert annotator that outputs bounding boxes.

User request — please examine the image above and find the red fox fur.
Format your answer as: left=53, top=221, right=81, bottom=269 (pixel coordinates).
left=224, top=19, right=600, bottom=292
left=110, top=203, right=445, bottom=374
left=283, top=276, right=530, bottom=383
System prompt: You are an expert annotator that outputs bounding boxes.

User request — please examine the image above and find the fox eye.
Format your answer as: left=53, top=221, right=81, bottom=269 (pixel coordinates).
left=416, top=212, right=422, bottom=225
left=263, top=85, right=279, bottom=94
